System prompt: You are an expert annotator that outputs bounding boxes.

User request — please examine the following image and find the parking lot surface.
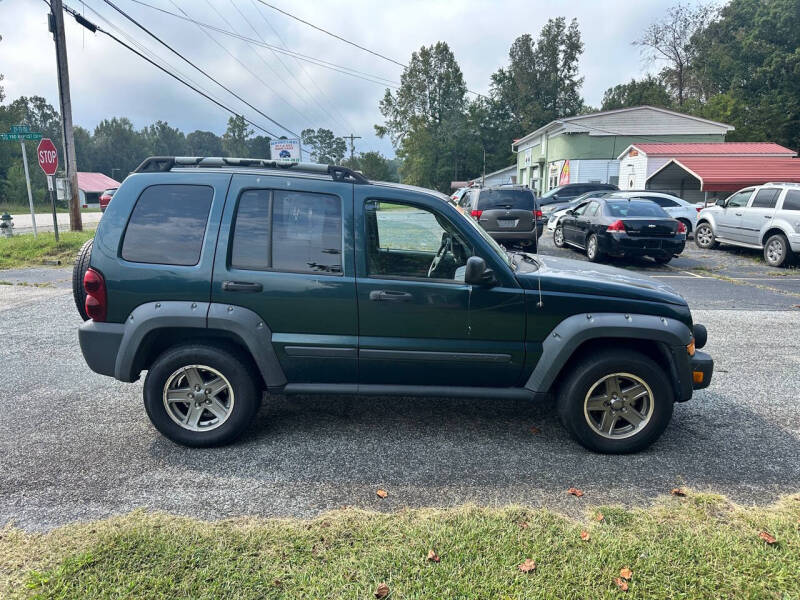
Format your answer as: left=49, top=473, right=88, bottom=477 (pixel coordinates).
left=2, top=241, right=799, bottom=530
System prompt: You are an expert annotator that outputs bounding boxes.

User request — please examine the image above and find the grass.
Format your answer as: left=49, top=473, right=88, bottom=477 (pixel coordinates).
left=0, top=230, right=94, bottom=269
left=1, top=491, right=798, bottom=599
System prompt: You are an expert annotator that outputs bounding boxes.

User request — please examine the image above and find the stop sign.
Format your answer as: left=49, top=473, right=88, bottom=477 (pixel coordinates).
left=37, top=138, right=59, bottom=176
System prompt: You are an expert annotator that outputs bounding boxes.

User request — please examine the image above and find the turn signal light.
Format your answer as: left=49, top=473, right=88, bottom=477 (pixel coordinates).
left=83, top=267, right=107, bottom=322
left=471, top=209, right=483, bottom=219
left=677, top=221, right=687, bottom=234
left=693, top=371, right=704, bottom=384
left=607, top=220, right=625, bottom=232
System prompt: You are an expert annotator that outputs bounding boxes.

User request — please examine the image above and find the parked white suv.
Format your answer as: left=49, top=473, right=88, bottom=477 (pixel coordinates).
left=695, top=183, right=800, bottom=267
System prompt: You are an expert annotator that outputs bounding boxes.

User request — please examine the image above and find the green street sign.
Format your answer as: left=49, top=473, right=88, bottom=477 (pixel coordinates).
left=10, top=125, right=31, bottom=134
left=0, top=132, right=43, bottom=141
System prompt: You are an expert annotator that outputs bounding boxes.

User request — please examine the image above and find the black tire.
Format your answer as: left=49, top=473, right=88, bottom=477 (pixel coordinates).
left=585, top=234, right=602, bottom=262
left=653, top=255, right=672, bottom=265
left=694, top=222, right=718, bottom=249
left=72, top=238, right=93, bottom=321
left=763, top=233, right=792, bottom=268
left=143, top=344, right=262, bottom=447
left=553, top=224, right=566, bottom=248
left=556, top=349, right=674, bottom=454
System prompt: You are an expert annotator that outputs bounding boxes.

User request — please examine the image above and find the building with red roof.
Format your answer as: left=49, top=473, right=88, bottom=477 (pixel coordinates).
left=75, top=172, right=121, bottom=207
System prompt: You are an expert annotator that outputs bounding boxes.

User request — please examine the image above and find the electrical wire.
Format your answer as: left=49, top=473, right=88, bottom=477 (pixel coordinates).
left=99, top=0, right=300, bottom=137
left=63, top=2, right=282, bottom=138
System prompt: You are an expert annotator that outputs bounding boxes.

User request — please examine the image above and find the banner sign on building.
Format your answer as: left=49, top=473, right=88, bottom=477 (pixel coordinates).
left=523, top=148, right=532, bottom=167
left=270, top=139, right=301, bottom=163
left=559, top=159, right=570, bottom=185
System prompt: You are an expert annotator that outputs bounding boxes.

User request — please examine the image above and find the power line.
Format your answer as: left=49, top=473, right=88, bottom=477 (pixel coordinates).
left=99, top=0, right=300, bottom=137
left=126, top=0, right=401, bottom=89
left=63, top=2, right=282, bottom=138
left=252, top=0, right=406, bottom=68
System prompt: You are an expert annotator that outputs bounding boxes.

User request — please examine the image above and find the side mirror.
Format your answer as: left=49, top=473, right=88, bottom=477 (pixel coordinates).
left=464, top=256, right=496, bottom=286
left=715, top=198, right=727, bottom=207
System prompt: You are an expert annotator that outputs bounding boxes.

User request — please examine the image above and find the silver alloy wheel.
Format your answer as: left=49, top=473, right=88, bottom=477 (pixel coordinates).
left=766, top=238, right=784, bottom=265
left=696, top=225, right=713, bottom=247
left=162, top=364, right=235, bottom=432
left=554, top=226, right=564, bottom=246
left=587, top=235, right=597, bottom=258
left=583, top=372, right=654, bottom=439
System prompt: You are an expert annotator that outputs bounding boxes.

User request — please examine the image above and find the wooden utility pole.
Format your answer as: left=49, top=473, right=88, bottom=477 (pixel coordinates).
left=344, top=134, right=361, bottom=161
left=49, top=0, right=82, bottom=231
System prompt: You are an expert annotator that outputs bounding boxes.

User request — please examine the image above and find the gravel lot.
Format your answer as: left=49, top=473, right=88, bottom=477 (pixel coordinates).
left=1, top=242, right=799, bottom=530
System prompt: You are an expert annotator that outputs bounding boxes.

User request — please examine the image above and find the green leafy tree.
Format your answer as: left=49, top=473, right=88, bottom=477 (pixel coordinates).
left=186, top=130, right=223, bottom=156
left=490, top=19, right=585, bottom=136
left=0, top=35, right=4, bottom=103
left=342, top=151, right=396, bottom=181
left=144, top=120, right=187, bottom=156
left=92, top=117, right=149, bottom=177
left=301, top=128, right=346, bottom=163
left=222, top=115, right=252, bottom=157
left=376, top=42, right=469, bottom=191
left=601, top=76, right=673, bottom=111
left=634, top=2, right=714, bottom=106
left=247, top=135, right=272, bottom=158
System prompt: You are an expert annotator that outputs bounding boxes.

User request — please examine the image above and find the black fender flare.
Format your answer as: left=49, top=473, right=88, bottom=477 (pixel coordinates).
left=524, top=312, right=693, bottom=394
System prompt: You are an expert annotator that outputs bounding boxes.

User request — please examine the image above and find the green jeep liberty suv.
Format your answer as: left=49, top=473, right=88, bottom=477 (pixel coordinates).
left=76, top=157, right=713, bottom=453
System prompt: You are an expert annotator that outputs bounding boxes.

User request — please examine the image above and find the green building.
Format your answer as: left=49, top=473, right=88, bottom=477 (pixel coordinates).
left=512, top=106, right=733, bottom=195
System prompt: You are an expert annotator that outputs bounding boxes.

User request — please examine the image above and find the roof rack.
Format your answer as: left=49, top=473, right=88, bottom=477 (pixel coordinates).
left=132, top=156, right=369, bottom=184
left=763, top=182, right=800, bottom=186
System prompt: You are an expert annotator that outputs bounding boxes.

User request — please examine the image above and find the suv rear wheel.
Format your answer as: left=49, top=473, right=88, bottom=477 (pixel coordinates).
left=694, top=223, right=718, bottom=249
left=72, top=238, right=93, bottom=321
left=144, top=344, right=262, bottom=447
left=556, top=349, right=674, bottom=453
left=763, top=233, right=792, bottom=267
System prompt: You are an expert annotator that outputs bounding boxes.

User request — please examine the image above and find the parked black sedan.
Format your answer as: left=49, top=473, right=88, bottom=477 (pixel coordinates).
left=553, top=197, right=686, bottom=264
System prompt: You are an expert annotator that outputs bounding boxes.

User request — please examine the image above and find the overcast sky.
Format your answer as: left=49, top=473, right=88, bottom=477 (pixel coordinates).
left=0, top=0, right=705, bottom=158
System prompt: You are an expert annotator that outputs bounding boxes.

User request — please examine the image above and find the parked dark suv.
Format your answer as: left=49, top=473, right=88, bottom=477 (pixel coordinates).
left=76, top=156, right=713, bottom=453
left=458, top=186, right=543, bottom=249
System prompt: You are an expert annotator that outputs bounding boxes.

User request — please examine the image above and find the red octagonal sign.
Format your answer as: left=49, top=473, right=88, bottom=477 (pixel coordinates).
left=37, top=138, right=59, bottom=176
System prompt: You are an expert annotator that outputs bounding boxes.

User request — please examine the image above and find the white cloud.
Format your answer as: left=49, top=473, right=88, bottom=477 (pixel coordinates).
left=0, top=0, right=702, bottom=158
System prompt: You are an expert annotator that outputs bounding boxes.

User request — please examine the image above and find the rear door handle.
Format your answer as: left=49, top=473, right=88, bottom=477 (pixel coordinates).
left=222, top=281, right=263, bottom=292
left=764, top=215, right=772, bottom=219
left=735, top=212, right=743, bottom=216
left=369, top=290, right=412, bottom=302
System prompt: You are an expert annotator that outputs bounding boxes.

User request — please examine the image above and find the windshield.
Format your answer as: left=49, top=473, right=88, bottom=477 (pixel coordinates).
left=604, top=200, right=669, bottom=218
left=477, top=189, right=535, bottom=210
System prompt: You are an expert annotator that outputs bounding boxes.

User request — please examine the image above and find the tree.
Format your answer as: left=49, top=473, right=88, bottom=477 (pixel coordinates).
left=144, top=120, right=187, bottom=156
left=601, top=76, right=673, bottom=111
left=490, top=19, right=585, bottom=136
left=342, top=151, right=395, bottom=181
left=186, top=130, right=223, bottom=156
left=301, top=128, right=346, bottom=163
left=248, top=135, right=271, bottom=158
left=376, top=42, right=469, bottom=191
left=222, top=115, right=252, bottom=157
left=0, top=35, right=5, bottom=103
left=92, top=117, right=148, bottom=177
left=634, top=2, right=714, bottom=106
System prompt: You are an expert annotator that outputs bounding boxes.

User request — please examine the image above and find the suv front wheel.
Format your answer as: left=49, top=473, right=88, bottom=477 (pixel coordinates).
left=144, top=344, right=262, bottom=447
left=694, top=223, right=718, bottom=249
left=556, top=349, right=674, bottom=453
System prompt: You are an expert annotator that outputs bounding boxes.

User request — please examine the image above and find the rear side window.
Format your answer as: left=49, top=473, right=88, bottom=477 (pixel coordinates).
left=121, top=184, right=213, bottom=266
left=782, top=189, right=800, bottom=211
left=751, top=188, right=780, bottom=209
left=477, top=189, right=535, bottom=210
left=642, top=196, right=679, bottom=208
left=230, top=189, right=342, bottom=275
left=604, top=200, right=668, bottom=218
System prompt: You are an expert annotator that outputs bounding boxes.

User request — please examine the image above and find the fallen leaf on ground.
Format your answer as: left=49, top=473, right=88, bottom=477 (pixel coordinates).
left=580, top=530, right=590, bottom=541
left=376, top=489, right=388, bottom=499
left=530, top=426, right=541, bottom=434
left=596, top=512, right=605, bottom=522
left=427, top=549, right=440, bottom=562
left=518, top=521, right=529, bottom=529
left=518, top=558, right=537, bottom=573
left=567, top=488, right=584, bottom=497
left=759, top=531, right=777, bottom=544
left=619, top=567, right=633, bottom=580
left=613, top=577, right=629, bottom=591
left=374, top=582, right=390, bottom=598
left=671, top=488, right=686, bottom=497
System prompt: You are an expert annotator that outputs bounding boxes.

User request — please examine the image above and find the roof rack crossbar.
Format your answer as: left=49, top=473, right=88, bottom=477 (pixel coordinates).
left=133, top=156, right=369, bottom=184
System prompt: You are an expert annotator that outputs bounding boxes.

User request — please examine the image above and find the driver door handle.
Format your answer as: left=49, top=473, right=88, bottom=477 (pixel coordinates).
left=735, top=212, right=743, bottom=216
left=222, top=281, right=263, bottom=292
left=369, top=290, right=412, bottom=302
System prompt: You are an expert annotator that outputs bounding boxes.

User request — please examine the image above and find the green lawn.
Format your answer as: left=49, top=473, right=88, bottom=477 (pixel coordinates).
left=0, top=230, right=94, bottom=269
left=1, top=491, right=797, bottom=599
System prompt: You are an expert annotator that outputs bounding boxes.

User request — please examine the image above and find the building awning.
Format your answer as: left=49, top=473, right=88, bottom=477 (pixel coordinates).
left=617, top=142, right=796, bottom=160
left=77, top=172, right=121, bottom=193
left=647, top=157, right=800, bottom=192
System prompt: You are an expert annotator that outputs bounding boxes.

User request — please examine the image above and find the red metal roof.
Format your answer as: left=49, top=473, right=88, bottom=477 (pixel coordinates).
left=649, top=157, right=800, bottom=192
left=76, top=172, right=121, bottom=193
left=632, top=142, right=796, bottom=156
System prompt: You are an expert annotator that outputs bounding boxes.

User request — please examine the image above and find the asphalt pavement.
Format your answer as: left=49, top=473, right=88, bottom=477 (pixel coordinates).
left=1, top=240, right=799, bottom=530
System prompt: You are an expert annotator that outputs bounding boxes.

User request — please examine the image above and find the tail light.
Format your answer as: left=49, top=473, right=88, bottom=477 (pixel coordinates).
left=471, top=209, right=483, bottom=219
left=533, top=209, right=543, bottom=219
left=696, top=206, right=702, bottom=212
left=677, top=221, right=687, bottom=234
left=83, top=268, right=107, bottom=322
left=607, top=220, right=626, bottom=232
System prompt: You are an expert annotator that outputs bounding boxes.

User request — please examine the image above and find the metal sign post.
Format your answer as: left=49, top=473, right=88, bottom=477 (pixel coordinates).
left=46, top=176, right=59, bottom=241
left=19, top=140, right=38, bottom=238
left=37, top=138, right=60, bottom=242
left=1, top=126, right=43, bottom=238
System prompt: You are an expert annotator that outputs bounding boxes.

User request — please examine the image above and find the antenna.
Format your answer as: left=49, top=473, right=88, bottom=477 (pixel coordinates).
left=535, top=196, right=544, bottom=308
